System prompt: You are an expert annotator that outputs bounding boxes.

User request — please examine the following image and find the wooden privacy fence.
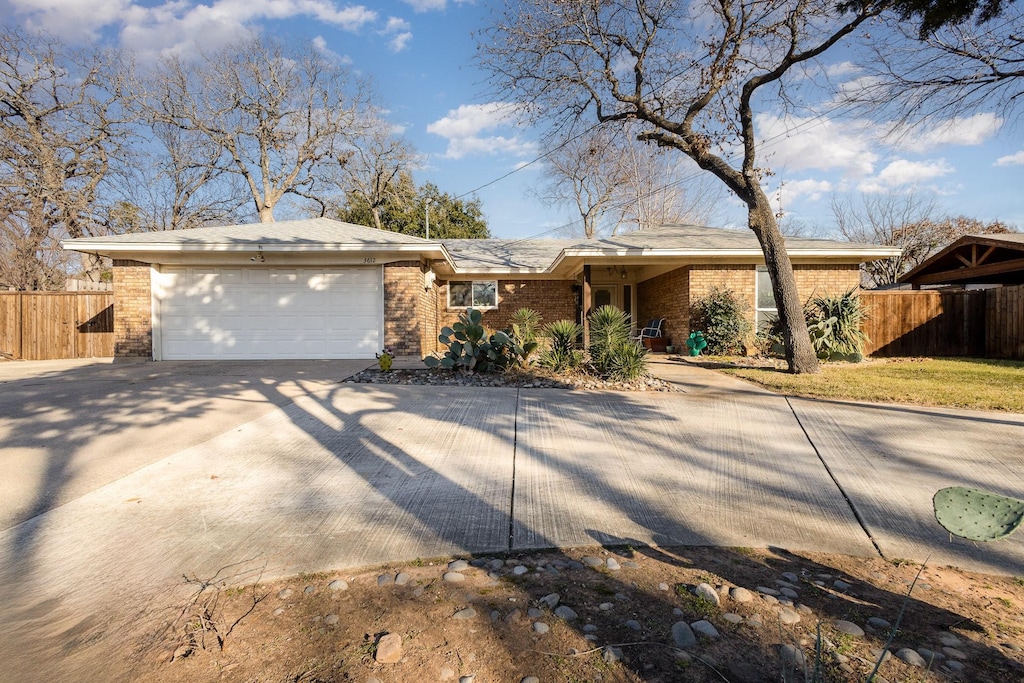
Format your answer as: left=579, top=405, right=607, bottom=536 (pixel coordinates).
left=860, top=285, right=1024, bottom=360
left=0, top=292, right=114, bottom=360
left=986, top=284, right=1024, bottom=360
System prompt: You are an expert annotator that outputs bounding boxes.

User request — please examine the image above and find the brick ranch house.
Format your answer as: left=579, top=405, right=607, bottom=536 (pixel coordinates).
left=62, top=219, right=899, bottom=361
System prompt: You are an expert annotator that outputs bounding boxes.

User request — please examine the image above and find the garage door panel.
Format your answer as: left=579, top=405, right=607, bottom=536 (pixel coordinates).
left=158, top=266, right=381, bottom=360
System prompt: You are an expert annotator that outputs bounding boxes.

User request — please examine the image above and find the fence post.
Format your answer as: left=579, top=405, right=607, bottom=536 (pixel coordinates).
left=17, top=292, right=24, bottom=360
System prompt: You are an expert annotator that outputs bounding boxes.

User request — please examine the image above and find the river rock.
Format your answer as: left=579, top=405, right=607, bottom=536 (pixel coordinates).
left=375, top=633, right=402, bottom=663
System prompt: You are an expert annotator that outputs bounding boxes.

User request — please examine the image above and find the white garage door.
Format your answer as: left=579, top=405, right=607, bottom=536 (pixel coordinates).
left=155, top=266, right=382, bottom=360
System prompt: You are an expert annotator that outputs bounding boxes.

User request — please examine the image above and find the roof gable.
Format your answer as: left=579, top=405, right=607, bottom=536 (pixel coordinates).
left=901, top=233, right=1024, bottom=286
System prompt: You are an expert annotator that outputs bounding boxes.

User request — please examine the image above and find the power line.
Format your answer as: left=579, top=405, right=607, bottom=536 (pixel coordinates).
left=451, top=120, right=604, bottom=201
left=502, top=96, right=868, bottom=244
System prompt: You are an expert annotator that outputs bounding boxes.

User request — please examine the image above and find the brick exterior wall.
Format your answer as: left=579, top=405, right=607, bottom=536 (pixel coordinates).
left=636, top=267, right=689, bottom=345
left=383, top=261, right=428, bottom=356
left=429, top=279, right=577, bottom=353
left=634, top=264, right=861, bottom=345
left=688, top=264, right=758, bottom=314
left=793, top=264, right=862, bottom=301
left=112, top=259, right=153, bottom=359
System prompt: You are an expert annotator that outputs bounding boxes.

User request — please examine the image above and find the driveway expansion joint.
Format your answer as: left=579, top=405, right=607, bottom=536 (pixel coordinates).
left=785, top=396, right=885, bottom=559
left=508, top=388, right=520, bottom=552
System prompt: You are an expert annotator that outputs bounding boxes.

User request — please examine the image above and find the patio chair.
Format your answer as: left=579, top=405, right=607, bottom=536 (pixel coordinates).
left=633, top=318, right=665, bottom=345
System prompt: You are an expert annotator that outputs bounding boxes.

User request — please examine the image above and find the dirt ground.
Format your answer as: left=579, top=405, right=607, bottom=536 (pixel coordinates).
left=120, top=545, right=1024, bottom=683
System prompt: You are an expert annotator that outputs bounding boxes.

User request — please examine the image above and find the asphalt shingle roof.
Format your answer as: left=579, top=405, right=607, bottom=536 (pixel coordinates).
left=440, top=224, right=888, bottom=270
left=65, top=218, right=431, bottom=247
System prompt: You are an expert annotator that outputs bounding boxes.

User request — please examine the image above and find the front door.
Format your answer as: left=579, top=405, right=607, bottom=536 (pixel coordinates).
left=591, top=284, right=618, bottom=311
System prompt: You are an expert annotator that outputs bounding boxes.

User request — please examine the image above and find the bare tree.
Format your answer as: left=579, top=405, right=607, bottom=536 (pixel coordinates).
left=147, top=38, right=368, bottom=222
left=0, top=28, right=127, bottom=289
left=861, top=6, right=1024, bottom=121
left=614, top=133, right=726, bottom=231
left=833, top=191, right=1015, bottom=286
left=130, top=120, right=250, bottom=231
left=481, top=0, right=887, bottom=373
left=320, top=112, right=421, bottom=230
left=833, top=190, right=938, bottom=286
left=537, top=122, right=725, bottom=238
left=536, top=124, right=629, bottom=238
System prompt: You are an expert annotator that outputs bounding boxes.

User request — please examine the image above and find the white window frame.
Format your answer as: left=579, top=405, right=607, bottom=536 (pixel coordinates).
left=447, top=280, right=499, bottom=310
left=755, top=266, right=778, bottom=330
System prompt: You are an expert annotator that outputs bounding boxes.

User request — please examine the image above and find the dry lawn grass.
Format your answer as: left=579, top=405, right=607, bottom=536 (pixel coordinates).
left=718, top=358, right=1024, bottom=413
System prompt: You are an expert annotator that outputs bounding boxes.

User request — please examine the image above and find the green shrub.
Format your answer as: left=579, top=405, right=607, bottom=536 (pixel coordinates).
left=539, top=319, right=585, bottom=373
left=691, top=286, right=753, bottom=355
left=761, top=289, right=869, bottom=362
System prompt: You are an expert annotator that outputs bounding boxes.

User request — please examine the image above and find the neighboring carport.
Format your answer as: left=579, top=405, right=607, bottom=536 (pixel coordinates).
left=901, top=233, right=1024, bottom=288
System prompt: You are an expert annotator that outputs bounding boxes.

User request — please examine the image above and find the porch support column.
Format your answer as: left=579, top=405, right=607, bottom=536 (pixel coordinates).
left=582, top=264, right=591, bottom=348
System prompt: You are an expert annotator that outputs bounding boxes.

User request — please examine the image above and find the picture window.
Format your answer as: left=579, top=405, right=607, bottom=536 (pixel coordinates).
left=448, top=281, right=497, bottom=309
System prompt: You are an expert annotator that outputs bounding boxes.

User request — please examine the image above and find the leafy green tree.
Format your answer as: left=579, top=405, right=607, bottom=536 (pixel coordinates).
left=871, top=0, right=1011, bottom=37
left=335, top=172, right=489, bottom=238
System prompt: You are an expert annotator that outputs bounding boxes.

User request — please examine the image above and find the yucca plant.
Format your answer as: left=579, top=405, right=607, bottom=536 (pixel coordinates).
left=509, top=307, right=542, bottom=346
left=540, top=319, right=585, bottom=372
left=588, top=305, right=632, bottom=376
left=608, top=340, right=648, bottom=380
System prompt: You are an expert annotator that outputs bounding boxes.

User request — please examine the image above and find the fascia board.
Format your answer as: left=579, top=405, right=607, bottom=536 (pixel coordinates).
left=549, top=247, right=901, bottom=271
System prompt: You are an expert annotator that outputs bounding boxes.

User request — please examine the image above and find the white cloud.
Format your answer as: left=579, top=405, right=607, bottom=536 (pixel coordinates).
left=10, top=0, right=134, bottom=37
left=13, top=0, right=378, bottom=58
left=380, top=16, right=412, bottom=52
left=895, top=113, right=1003, bottom=153
left=388, top=32, right=413, bottom=51
left=311, top=35, right=352, bottom=64
left=773, top=178, right=833, bottom=204
left=857, top=158, right=954, bottom=193
left=401, top=0, right=445, bottom=11
left=427, top=102, right=537, bottom=159
left=755, top=113, right=879, bottom=177
left=824, top=61, right=861, bottom=78
left=384, top=16, right=410, bottom=32
left=995, top=150, right=1024, bottom=167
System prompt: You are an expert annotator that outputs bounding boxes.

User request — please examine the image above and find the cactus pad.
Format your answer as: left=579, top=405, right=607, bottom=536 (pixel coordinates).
left=933, top=487, right=1024, bottom=542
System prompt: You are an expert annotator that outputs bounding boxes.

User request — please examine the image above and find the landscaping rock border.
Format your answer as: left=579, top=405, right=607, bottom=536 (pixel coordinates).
left=344, top=367, right=681, bottom=392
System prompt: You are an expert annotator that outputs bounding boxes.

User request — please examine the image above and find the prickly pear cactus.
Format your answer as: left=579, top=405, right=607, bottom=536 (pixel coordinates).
left=933, top=487, right=1024, bottom=542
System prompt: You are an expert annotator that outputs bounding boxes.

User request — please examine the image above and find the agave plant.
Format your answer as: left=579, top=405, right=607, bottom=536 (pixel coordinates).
left=807, top=289, right=869, bottom=361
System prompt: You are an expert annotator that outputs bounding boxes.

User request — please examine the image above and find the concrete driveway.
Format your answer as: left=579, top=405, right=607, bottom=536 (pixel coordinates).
left=0, top=358, right=373, bottom=531
left=0, top=357, right=1022, bottom=680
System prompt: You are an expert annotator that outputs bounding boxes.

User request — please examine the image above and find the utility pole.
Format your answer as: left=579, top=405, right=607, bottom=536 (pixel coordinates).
left=425, top=198, right=433, bottom=240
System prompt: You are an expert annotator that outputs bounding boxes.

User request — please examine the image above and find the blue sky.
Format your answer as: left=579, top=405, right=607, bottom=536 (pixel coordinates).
left=3, top=0, right=1022, bottom=239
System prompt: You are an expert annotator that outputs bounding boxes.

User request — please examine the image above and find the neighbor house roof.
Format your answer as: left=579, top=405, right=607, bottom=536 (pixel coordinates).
left=901, top=233, right=1024, bottom=287
left=63, top=218, right=900, bottom=276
